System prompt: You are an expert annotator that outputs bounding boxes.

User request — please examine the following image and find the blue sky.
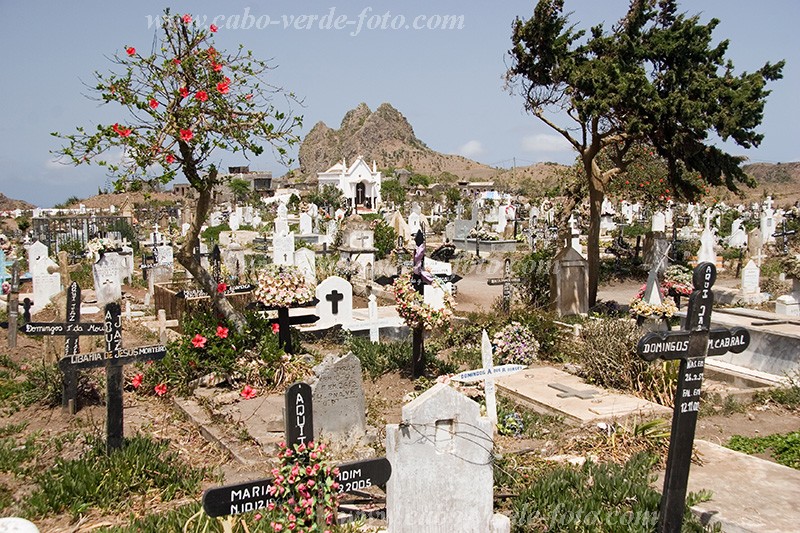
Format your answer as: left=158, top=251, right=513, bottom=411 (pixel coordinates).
left=0, top=1, right=797, bottom=207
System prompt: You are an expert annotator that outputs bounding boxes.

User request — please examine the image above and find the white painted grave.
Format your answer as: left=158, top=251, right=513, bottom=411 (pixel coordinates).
left=315, top=276, right=353, bottom=328
left=272, top=233, right=295, bottom=266
left=294, top=247, right=316, bottom=286
left=92, top=253, right=122, bottom=307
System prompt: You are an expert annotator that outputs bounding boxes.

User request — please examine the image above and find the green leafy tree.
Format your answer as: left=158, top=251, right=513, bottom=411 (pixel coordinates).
left=506, top=0, right=783, bottom=305
left=307, top=184, right=345, bottom=211
left=54, top=10, right=302, bottom=330
left=227, top=177, right=252, bottom=205
left=380, top=178, right=406, bottom=208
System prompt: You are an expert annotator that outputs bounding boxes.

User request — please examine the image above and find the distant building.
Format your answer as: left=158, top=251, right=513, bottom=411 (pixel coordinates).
left=317, top=156, right=382, bottom=210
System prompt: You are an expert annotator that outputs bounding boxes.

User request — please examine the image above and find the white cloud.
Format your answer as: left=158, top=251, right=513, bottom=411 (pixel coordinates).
left=457, top=140, right=485, bottom=158
left=521, top=133, right=572, bottom=153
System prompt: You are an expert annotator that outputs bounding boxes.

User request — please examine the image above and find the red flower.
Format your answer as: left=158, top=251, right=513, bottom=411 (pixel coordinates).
left=149, top=98, right=158, bottom=109
left=212, top=62, right=223, bottom=72
left=173, top=58, right=181, bottom=65
left=126, top=46, right=135, bottom=56
left=132, top=373, right=143, bottom=389
left=112, top=123, right=132, bottom=137
left=271, top=323, right=280, bottom=334
left=195, top=90, right=208, bottom=102
left=210, top=24, right=218, bottom=33
left=180, top=129, right=194, bottom=142
left=207, top=46, right=217, bottom=57
left=245, top=93, right=253, bottom=100
left=182, top=14, right=192, bottom=24
left=165, top=154, right=175, bottom=164
left=154, top=383, right=168, bottom=396
left=241, top=385, right=257, bottom=400
left=216, top=325, right=229, bottom=339
left=179, top=86, right=189, bottom=98
left=217, top=282, right=227, bottom=293
left=191, top=334, right=207, bottom=348
left=216, top=77, right=230, bottom=94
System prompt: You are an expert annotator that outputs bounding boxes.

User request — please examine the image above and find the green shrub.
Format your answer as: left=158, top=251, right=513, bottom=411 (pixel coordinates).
left=348, top=336, right=455, bottom=379
left=141, top=308, right=293, bottom=395
left=514, top=247, right=556, bottom=309
left=567, top=318, right=678, bottom=405
left=25, top=434, right=205, bottom=519
left=756, top=371, right=800, bottom=408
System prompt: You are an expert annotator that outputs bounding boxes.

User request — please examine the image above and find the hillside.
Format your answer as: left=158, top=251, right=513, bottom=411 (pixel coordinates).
left=297, top=102, right=499, bottom=181
left=0, top=193, right=35, bottom=211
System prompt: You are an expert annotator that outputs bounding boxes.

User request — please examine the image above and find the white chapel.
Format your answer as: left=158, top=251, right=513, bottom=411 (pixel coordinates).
left=317, top=156, right=382, bottom=210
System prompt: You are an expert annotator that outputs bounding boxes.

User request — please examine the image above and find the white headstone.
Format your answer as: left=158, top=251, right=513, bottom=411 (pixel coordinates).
left=386, top=384, right=496, bottom=533
left=741, top=259, right=760, bottom=296
left=347, top=229, right=374, bottom=249
left=294, top=247, right=316, bottom=286
left=210, top=211, right=224, bottom=227
left=761, top=196, right=776, bottom=243
left=228, top=211, right=240, bottom=232
left=315, top=276, right=353, bottom=328
left=408, top=212, right=421, bottom=235
left=272, top=233, right=295, bottom=266
left=651, top=211, right=666, bottom=233
left=299, top=212, right=313, bottom=235
left=181, top=222, right=191, bottom=237
left=728, top=218, right=748, bottom=248
left=277, top=202, right=288, bottom=220
left=92, top=253, right=122, bottom=307
left=155, top=244, right=173, bottom=266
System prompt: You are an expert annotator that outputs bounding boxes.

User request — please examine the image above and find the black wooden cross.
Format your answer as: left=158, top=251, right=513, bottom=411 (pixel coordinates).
left=202, top=382, right=392, bottom=519
left=636, top=263, right=750, bottom=533
left=486, top=258, right=522, bottom=314
left=247, top=300, right=320, bottom=354
left=57, top=303, right=167, bottom=451
left=772, top=213, right=797, bottom=255
left=411, top=229, right=429, bottom=377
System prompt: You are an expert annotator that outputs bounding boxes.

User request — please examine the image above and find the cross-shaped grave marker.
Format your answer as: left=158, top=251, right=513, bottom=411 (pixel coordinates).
left=450, top=330, right=525, bottom=426
left=486, top=258, right=522, bottom=313
left=2, top=281, right=107, bottom=413
left=57, top=303, right=167, bottom=451
left=772, top=213, right=797, bottom=255
left=248, top=300, right=319, bottom=355
left=547, top=383, right=599, bottom=399
left=636, top=262, right=750, bottom=533
left=202, top=382, right=392, bottom=519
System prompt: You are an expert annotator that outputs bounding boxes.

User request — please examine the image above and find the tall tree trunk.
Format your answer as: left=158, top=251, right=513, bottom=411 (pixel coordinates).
left=585, top=159, right=606, bottom=308
left=175, top=171, right=247, bottom=332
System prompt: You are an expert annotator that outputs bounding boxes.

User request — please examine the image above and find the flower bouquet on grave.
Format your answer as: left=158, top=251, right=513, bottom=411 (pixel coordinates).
left=492, top=321, right=540, bottom=366
left=85, top=236, right=124, bottom=261
left=662, top=265, right=693, bottom=297
left=392, top=273, right=454, bottom=330
left=629, top=284, right=678, bottom=318
left=254, top=264, right=315, bottom=308
left=468, top=226, right=500, bottom=241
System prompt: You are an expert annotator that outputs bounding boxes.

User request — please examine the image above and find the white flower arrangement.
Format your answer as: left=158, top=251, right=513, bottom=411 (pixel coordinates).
left=254, top=264, right=315, bottom=308
left=85, top=236, right=123, bottom=257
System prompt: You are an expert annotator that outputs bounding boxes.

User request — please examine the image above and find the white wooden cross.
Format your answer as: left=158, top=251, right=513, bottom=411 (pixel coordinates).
left=450, top=329, right=525, bottom=427
left=365, top=294, right=397, bottom=343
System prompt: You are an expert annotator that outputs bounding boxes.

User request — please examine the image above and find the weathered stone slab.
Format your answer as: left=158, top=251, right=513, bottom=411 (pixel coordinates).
left=310, top=353, right=366, bottom=440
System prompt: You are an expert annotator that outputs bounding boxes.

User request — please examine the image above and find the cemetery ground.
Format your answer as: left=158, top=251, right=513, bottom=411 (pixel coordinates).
left=0, top=270, right=798, bottom=531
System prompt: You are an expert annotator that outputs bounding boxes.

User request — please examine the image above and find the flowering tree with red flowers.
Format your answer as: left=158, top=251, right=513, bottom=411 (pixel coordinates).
left=54, top=10, right=302, bottom=331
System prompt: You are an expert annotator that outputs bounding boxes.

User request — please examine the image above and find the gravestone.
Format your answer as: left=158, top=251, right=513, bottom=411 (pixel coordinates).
left=92, top=253, right=123, bottom=308
left=407, top=212, right=421, bottom=235
left=386, top=384, right=508, bottom=533
left=760, top=196, right=775, bottom=243
left=422, top=284, right=446, bottom=311
left=453, top=219, right=475, bottom=239
left=310, top=353, right=366, bottom=440
left=740, top=259, right=763, bottom=302
left=272, top=233, right=295, bottom=266
left=32, top=269, right=61, bottom=313
left=727, top=218, right=747, bottom=248
left=294, top=247, right=316, bottom=286
left=119, top=245, right=134, bottom=284
left=223, top=242, right=245, bottom=280
left=487, top=258, right=522, bottom=314
left=747, top=227, right=764, bottom=266
left=315, top=276, right=353, bottom=328
left=299, top=212, right=313, bottom=235
left=652, top=211, right=666, bottom=233
left=155, top=244, right=173, bottom=266
left=549, top=246, right=588, bottom=316
left=696, top=210, right=717, bottom=264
